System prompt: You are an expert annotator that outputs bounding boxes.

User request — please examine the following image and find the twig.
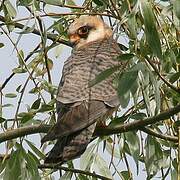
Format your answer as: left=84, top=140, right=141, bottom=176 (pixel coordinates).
left=145, top=56, right=180, bottom=94
left=123, top=152, right=132, bottom=178
left=39, top=0, right=85, bottom=9
left=178, top=127, right=180, bottom=180
left=0, top=15, right=71, bottom=47
left=0, top=44, right=40, bottom=91
left=140, top=127, right=178, bottom=142
left=0, top=27, right=46, bottom=103
left=13, top=75, right=31, bottom=127
left=38, top=164, right=112, bottom=180
left=109, top=0, right=121, bottom=20
left=13, top=12, right=114, bottom=23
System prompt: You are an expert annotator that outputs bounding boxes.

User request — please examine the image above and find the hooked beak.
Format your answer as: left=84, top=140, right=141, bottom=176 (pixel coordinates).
left=69, top=34, right=80, bottom=47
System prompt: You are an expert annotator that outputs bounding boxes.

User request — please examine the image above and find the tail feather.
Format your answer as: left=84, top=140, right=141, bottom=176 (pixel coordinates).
left=43, top=100, right=116, bottom=164
left=44, top=123, right=96, bottom=164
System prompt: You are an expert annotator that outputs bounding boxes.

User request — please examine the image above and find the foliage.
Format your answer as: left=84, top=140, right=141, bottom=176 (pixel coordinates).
left=0, top=0, right=180, bottom=179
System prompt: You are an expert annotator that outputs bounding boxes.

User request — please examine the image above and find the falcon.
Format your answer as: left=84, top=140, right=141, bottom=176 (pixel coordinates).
left=41, top=15, right=123, bottom=164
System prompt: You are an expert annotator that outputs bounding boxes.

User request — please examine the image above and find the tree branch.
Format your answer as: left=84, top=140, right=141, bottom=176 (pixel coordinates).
left=95, top=104, right=180, bottom=136
left=0, top=124, right=51, bottom=143
left=0, top=104, right=179, bottom=143
left=139, top=127, right=178, bottom=142
left=14, top=12, right=114, bottom=23
left=39, top=0, right=86, bottom=9
left=38, top=164, right=112, bottom=180
left=145, top=57, right=180, bottom=94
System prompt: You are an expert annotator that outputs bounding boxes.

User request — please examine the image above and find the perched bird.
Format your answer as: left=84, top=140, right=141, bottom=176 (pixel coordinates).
left=41, top=15, right=124, bottom=164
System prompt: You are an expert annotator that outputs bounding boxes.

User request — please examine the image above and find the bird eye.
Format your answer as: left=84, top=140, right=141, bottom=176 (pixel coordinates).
left=78, top=26, right=89, bottom=36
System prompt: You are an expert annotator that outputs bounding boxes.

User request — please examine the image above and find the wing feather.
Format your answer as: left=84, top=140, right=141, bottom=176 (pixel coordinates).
left=41, top=100, right=115, bottom=143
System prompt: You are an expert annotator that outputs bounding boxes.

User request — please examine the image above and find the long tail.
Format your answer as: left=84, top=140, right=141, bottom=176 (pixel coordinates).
left=44, top=123, right=96, bottom=164
left=43, top=100, right=117, bottom=164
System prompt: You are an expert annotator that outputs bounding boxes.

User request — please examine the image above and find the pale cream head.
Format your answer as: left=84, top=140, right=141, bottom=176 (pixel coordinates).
left=68, top=16, right=113, bottom=49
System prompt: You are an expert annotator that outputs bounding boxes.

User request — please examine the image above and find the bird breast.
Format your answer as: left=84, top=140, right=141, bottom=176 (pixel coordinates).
left=56, top=38, right=121, bottom=104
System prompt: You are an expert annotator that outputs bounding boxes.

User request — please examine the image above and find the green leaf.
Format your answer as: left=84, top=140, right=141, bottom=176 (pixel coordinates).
left=23, top=151, right=40, bottom=180
left=60, top=172, right=73, bottom=180
left=93, top=0, right=104, bottom=6
left=173, top=121, right=180, bottom=132
left=5, top=93, right=17, bottom=98
left=145, top=135, right=163, bottom=177
left=171, top=168, right=177, bottom=180
left=0, top=117, right=5, bottom=123
left=106, top=142, right=121, bottom=158
left=38, top=104, right=54, bottom=113
left=29, top=87, right=39, bottom=94
left=53, top=23, right=64, bottom=34
left=127, top=13, right=137, bottom=39
left=173, top=0, right=180, bottom=19
left=169, top=72, right=180, bottom=83
left=44, top=0, right=62, bottom=6
left=80, top=144, right=96, bottom=170
left=118, top=70, right=138, bottom=96
left=41, top=80, right=57, bottom=94
left=3, top=150, right=22, bottom=180
left=172, top=158, right=178, bottom=170
left=12, top=67, right=27, bottom=73
left=93, top=154, right=113, bottom=179
left=89, top=66, right=119, bottom=87
left=120, top=171, right=131, bottom=180
left=0, top=43, right=4, bottom=48
left=140, top=0, right=162, bottom=59
left=16, top=85, right=22, bottom=92
left=108, top=116, right=128, bottom=127
left=77, top=174, right=89, bottom=180
left=66, top=0, right=76, bottom=6
left=25, top=140, right=45, bottom=159
left=118, top=90, right=130, bottom=108
left=17, top=0, right=33, bottom=6
left=163, top=49, right=176, bottom=73
left=18, top=24, right=35, bottom=34
left=54, top=44, right=66, bottom=58
left=125, top=131, right=140, bottom=173
left=18, top=112, right=34, bottom=123
left=4, top=0, right=17, bottom=18
left=130, top=113, right=146, bottom=120
left=17, top=49, right=24, bottom=65
left=117, top=53, right=135, bottom=61
left=1, top=104, right=14, bottom=108
left=31, top=98, right=41, bottom=110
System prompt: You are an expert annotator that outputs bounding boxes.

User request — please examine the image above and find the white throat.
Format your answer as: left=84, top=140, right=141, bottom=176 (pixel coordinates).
left=86, top=26, right=105, bottom=43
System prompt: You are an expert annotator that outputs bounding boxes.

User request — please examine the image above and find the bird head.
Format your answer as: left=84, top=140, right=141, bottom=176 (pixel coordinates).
left=67, top=16, right=113, bottom=49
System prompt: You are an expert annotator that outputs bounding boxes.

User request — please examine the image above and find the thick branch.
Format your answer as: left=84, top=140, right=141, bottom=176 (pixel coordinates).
left=95, top=104, right=180, bottom=136
left=0, top=124, right=51, bottom=143
left=0, top=104, right=179, bottom=143
left=38, top=164, right=111, bottom=180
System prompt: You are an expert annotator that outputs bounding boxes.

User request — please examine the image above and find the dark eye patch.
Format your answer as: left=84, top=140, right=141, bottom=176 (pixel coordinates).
left=77, top=26, right=93, bottom=39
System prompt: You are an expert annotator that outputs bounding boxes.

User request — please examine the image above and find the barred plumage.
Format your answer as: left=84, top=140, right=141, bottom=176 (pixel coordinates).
left=57, top=38, right=121, bottom=105
left=41, top=16, right=124, bottom=164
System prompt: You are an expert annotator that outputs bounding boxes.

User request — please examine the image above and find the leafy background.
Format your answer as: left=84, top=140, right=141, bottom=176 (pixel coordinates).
left=0, top=0, right=180, bottom=179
